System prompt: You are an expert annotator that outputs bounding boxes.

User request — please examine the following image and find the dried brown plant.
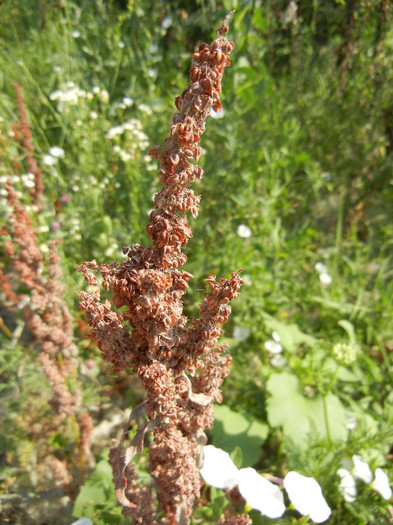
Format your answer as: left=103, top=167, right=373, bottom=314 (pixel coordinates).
left=2, top=181, right=93, bottom=490
left=77, top=12, right=242, bottom=524
left=12, top=82, right=44, bottom=205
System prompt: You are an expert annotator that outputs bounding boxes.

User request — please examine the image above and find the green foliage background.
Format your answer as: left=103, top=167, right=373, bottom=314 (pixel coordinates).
left=0, top=0, right=392, bottom=523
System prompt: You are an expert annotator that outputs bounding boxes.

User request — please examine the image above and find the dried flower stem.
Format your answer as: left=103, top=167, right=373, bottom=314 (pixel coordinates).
left=78, top=12, right=241, bottom=524
left=12, top=82, right=44, bottom=205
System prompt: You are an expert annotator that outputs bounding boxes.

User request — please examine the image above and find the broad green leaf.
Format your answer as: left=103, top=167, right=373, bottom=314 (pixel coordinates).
left=212, top=404, right=268, bottom=467
left=266, top=372, right=348, bottom=450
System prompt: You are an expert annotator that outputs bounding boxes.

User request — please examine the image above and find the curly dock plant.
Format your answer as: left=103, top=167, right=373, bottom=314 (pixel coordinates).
left=78, top=12, right=242, bottom=524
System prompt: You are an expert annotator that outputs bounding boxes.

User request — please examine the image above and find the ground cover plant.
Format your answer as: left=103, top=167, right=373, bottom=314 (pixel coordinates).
left=0, top=1, right=392, bottom=524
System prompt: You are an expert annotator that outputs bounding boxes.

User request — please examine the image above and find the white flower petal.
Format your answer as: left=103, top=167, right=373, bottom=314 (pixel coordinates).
left=42, top=154, right=57, bottom=166
left=237, top=468, right=285, bottom=519
left=199, top=445, right=238, bottom=490
left=315, top=262, right=328, bottom=274
left=352, top=455, right=373, bottom=484
left=237, top=224, right=252, bottom=238
left=319, top=272, right=333, bottom=285
left=371, top=468, right=392, bottom=500
left=272, top=331, right=280, bottom=342
left=284, top=471, right=331, bottom=523
left=264, top=340, right=283, bottom=354
left=337, top=468, right=357, bottom=502
left=49, top=146, right=65, bottom=158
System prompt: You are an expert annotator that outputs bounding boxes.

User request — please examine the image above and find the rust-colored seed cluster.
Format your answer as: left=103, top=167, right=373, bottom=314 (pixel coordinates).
left=2, top=180, right=93, bottom=491
left=78, top=12, right=243, bottom=524
left=12, top=82, right=44, bottom=205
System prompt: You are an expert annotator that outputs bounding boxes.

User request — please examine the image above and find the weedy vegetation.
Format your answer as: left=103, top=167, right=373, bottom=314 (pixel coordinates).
left=0, top=1, right=392, bottom=524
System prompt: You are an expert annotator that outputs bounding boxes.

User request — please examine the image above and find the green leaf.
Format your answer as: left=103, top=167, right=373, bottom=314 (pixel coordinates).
left=212, top=405, right=268, bottom=466
left=262, top=314, right=316, bottom=352
left=266, top=372, right=348, bottom=450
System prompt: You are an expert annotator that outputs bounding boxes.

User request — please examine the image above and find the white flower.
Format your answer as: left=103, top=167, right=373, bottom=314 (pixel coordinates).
left=53, top=65, right=61, bottom=72
left=352, top=455, right=373, bottom=484
left=337, top=468, right=357, bottom=502
left=123, top=96, right=134, bottom=106
left=371, top=468, right=392, bottom=500
left=42, top=154, right=57, bottom=166
left=199, top=445, right=238, bottom=490
left=237, top=468, right=285, bottom=519
left=100, top=90, right=109, bottom=103
left=161, top=16, right=173, bottom=29
left=210, top=107, right=225, bottom=119
left=149, top=44, right=159, bottom=54
left=118, top=40, right=125, bottom=48
left=237, top=224, right=252, bottom=238
left=284, top=471, right=331, bottom=523
left=319, top=272, right=333, bottom=285
left=315, top=262, right=328, bottom=274
left=264, top=340, right=283, bottom=354
left=90, top=111, right=98, bottom=119
left=233, top=326, right=250, bottom=341
left=71, top=30, right=81, bottom=38
left=49, top=146, right=65, bottom=158
left=271, top=354, right=287, bottom=368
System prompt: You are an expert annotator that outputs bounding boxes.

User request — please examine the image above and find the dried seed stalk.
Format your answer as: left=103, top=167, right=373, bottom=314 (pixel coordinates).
left=78, top=12, right=242, bottom=524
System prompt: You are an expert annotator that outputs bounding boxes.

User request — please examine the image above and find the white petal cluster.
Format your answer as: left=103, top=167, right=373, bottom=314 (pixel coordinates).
left=284, top=471, right=331, bottom=523
left=237, top=224, right=252, bottom=238
left=337, top=455, right=392, bottom=502
left=199, top=445, right=238, bottom=490
left=200, top=445, right=331, bottom=522
left=315, top=261, right=333, bottom=286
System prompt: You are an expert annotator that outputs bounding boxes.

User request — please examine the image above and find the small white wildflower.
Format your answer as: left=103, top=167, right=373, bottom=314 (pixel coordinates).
left=315, top=262, right=328, bottom=274
left=92, top=86, right=100, bottom=94
left=90, top=111, right=98, bottom=119
left=23, top=180, right=35, bottom=189
left=161, top=16, right=173, bottom=29
left=122, top=96, right=134, bottom=106
left=38, top=225, right=49, bottom=233
left=100, top=90, right=109, bottom=103
left=237, top=224, right=252, bottom=238
left=71, top=30, right=81, bottom=38
left=233, top=327, right=250, bottom=341
left=264, top=340, right=283, bottom=354
left=42, top=154, right=57, bottom=166
left=53, top=65, right=61, bottom=72
left=200, top=445, right=239, bottom=490
left=284, top=471, right=331, bottom=523
left=76, top=119, right=82, bottom=126
left=118, top=40, right=125, bottom=48
left=352, top=455, right=373, bottom=484
left=271, top=354, right=287, bottom=368
left=210, top=107, right=225, bottom=119
left=49, top=146, right=65, bottom=158
left=319, top=272, right=333, bottom=286
left=86, top=92, right=94, bottom=100
left=272, top=331, right=280, bottom=342
left=39, top=243, right=49, bottom=254
left=138, top=103, right=152, bottom=115
left=17, top=60, right=24, bottom=66
left=119, top=150, right=132, bottom=162
left=149, top=43, right=159, bottom=54
left=106, top=126, right=124, bottom=139
left=237, top=468, right=285, bottom=519
left=371, top=468, right=392, bottom=500
left=337, top=468, right=357, bottom=503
